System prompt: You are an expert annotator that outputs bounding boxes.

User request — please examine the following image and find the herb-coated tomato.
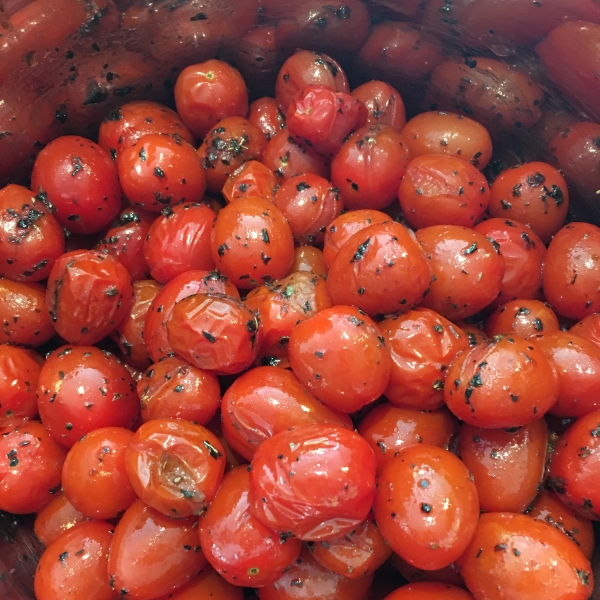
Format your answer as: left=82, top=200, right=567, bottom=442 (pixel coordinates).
left=351, top=80, right=406, bottom=131
left=31, top=136, right=123, bottom=234
left=37, top=346, right=139, bottom=448
left=33, top=491, right=86, bottom=547
left=200, top=466, right=302, bottom=587
left=571, top=313, right=600, bottom=348
left=416, top=225, right=505, bottom=320
left=61, top=427, right=136, bottom=520
left=34, top=520, right=115, bottom=600
left=248, top=97, right=287, bottom=141
left=457, top=419, right=547, bottom=513
left=444, top=336, right=558, bottom=429
left=374, top=444, right=479, bottom=571
left=174, top=59, right=249, bottom=140
left=382, top=583, right=474, bottom=600
left=46, top=249, right=134, bottom=345
left=0, top=420, right=66, bottom=514
left=543, top=222, right=600, bottom=320
left=138, top=356, right=221, bottom=425
left=222, top=160, right=278, bottom=204
left=291, top=245, right=328, bottom=276
left=125, top=418, right=225, bottom=517
left=0, top=184, right=65, bottom=282
left=249, top=423, right=376, bottom=540
left=379, top=308, right=469, bottom=410
left=221, top=366, right=352, bottom=461
left=485, top=299, right=559, bottom=338
left=153, top=566, right=244, bottom=600
left=0, top=344, right=42, bottom=420
left=108, top=499, right=206, bottom=600
left=326, top=221, right=432, bottom=317
left=358, top=403, right=456, bottom=474
left=457, top=512, right=593, bottom=600
left=288, top=305, right=392, bottom=413
left=398, top=154, right=489, bottom=230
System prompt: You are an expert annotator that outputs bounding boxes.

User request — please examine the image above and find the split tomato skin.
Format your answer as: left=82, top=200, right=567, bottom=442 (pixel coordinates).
left=351, top=80, right=406, bottom=131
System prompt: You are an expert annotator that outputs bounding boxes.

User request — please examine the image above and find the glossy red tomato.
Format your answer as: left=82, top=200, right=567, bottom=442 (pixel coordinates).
left=31, top=136, right=123, bottom=234
left=249, top=423, right=376, bottom=540
left=126, top=418, right=225, bottom=517
left=374, top=444, right=479, bottom=571
left=221, top=366, right=352, bottom=461
left=108, top=499, right=206, bottom=600
left=200, top=466, right=302, bottom=587
left=444, top=336, right=558, bottom=429
left=34, top=520, right=115, bottom=600
left=571, top=313, right=600, bottom=348
left=37, top=346, right=139, bottom=448
left=248, top=97, right=287, bottom=141
left=45, top=249, right=134, bottom=345
left=34, top=491, right=86, bottom=547
left=390, top=554, right=465, bottom=589
left=153, top=566, right=244, bottom=600
left=0, top=344, right=42, bottom=420
left=291, top=245, right=328, bottom=276
left=382, top=583, right=474, bottom=600
left=457, top=512, right=593, bottom=600
left=485, top=299, right=559, bottom=338
left=351, top=80, right=406, bottom=131
left=222, top=160, right=278, bottom=204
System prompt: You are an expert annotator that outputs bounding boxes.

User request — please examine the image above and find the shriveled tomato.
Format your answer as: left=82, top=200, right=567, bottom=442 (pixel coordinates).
left=248, top=97, right=287, bottom=141
left=351, top=80, right=406, bottom=131
left=222, top=160, right=278, bottom=204
left=485, top=299, right=559, bottom=338
left=34, top=492, right=86, bottom=547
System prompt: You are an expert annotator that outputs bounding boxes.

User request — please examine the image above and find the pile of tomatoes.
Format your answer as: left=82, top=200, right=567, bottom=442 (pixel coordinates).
left=1, top=47, right=600, bottom=600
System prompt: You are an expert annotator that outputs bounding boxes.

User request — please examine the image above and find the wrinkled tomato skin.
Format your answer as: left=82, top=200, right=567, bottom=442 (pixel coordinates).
left=543, top=222, right=600, bottom=320
left=473, top=218, right=545, bottom=306
left=382, top=582, right=474, bottom=599
left=31, top=136, right=123, bottom=234
left=288, top=305, right=392, bottom=413
left=291, top=245, right=328, bottom=276
left=61, top=427, right=137, bottom=520
left=351, top=80, right=407, bottom=131
left=126, top=418, right=225, bottom=517
left=457, top=419, right=547, bottom=513
left=248, top=97, right=287, bottom=142
left=98, top=100, right=195, bottom=159
left=416, top=225, right=505, bottom=321
left=138, top=356, right=221, bottom=425
left=0, top=344, right=42, bottom=420
left=34, top=491, right=87, bottom=547
left=108, top=499, right=207, bottom=600
left=221, top=366, right=352, bottom=461
left=485, top=299, right=559, bottom=338
left=144, top=202, right=216, bottom=284
left=548, top=408, right=600, bottom=520
left=358, top=403, right=457, bottom=475
left=331, top=125, right=410, bottom=211
left=0, top=184, right=65, bottom=282
left=34, top=521, right=115, bottom=600
left=375, top=444, right=479, bottom=571
left=46, top=249, right=134, bottom=346
left=153, top=566, right=244, bottom=600
left=444, top=336, right=558, bottom=429
left=326, top=221, right=432, bottom=317
left=144, top=269, right=240, bottom=363
left=0, top=420, right=66, bottom=514
left=249, top=424, right=377, bottom=541
left=457, top=513, right=593, bottom=600
left=222, top=160, right=278, bottom=204
left=200, top=466, right=302, bottom=587
left=379, top=308, right=469, bottom=411
left=37, top=346, right=139, bottom=448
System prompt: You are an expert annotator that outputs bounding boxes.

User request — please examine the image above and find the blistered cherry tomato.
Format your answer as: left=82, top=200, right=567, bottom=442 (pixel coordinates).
left=571, top=313, right=600, bottom=348
left=457, top=512, right=593, bottom=600
left=34, top=492, right=86, bottom=547
left=31, top=136, right=123, bottom=234
left=0, top=344, right=42, bottom=420
left=249, top=423, right=376, bottom=540
left=222, top=160, right=278, bottom=204
left=248, top=97, right=287, bottom=141
left=153, top=566, right=244, bottom=600
left=382, top=583, right=474, bottom=600
left=444, top=336, right=558, bottom=429
left=351, top=80, right=406, bottom=131
left=0, top=420, right=66, bottom=514
left=37, top=346, right=139, bottom=448
left=374, top=444, right=479, bottom=571
left=291, top=245, right=328, bottom=276
left=46, top=249, right=134, bottom=345
left=485, top=299, right=559, bottom=338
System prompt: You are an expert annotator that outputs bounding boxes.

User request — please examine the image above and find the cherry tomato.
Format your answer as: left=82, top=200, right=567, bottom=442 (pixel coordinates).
left=351, top=80, right=406, bottom=131
left=108, top=499, right=207, bottom=600
left=571, top=313, right=600, bottom=348
left=382, top=583, right=474, bottom=600
left=543, top=222, right=600, bottom=320
left=153, top=565, right=244, bottom=600
left=221, top=366, right=352, bottom=461
left=0, top=184, right=65, bottom=282
left=126, top=418, right=225, bottom=517
left=289, top=305, right=392, bottom=413
left=118, top=133, right=206, bottom=212
left=45, top=249, right=134, bottom=346
left=457, top=512, right=593, bottom=600
left=0, top=344, right=42, bottom=420
left=248, top=97, right=287, bottom=141
left=291, top=245, right=328, bottom=276
left=34, top=520, right=115, bottom=600
left=211, top=196, right=294, bottom=289
left=485, top=299, right=559, bottom=338
left=444, top=336, right=558, bottom=429
left=249, top=423, right=376, bottom=540
left=34, top=492, right=86, bottom=547
left=390, top=554, right=465, bottom=588
left=488, top=162, right=569, bottom=243
left=398, top=154, right=489, bottom=229
left=0, top=420, right=66, bottom=514
left=174, top=59, right=249, bottom=140
left=416, top=225, right=505, bottom=320
left=31, top=136, right=123, bottom=234
left=326, top=221, right=432, bottom=317
left=374, top=444, right=479, bottom=571
left=138, top=356, right=221, bottom=425
left=37, top=346, right=139, bottom=448
left=222, top=160, right=278, bottom=204
left=331, top=125, right=410, bottom=211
